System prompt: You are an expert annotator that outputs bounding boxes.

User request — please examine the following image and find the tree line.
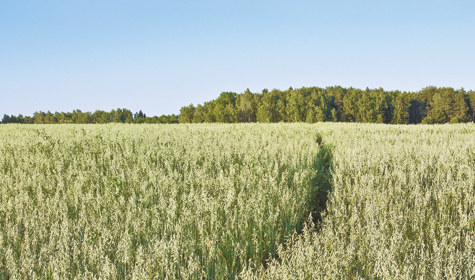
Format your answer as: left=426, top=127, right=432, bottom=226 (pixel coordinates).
left=1, top=109, right=178, bottom=124
left=178, top=86, right=475, bottom=124
left=3, top=86, right=475, bottom=124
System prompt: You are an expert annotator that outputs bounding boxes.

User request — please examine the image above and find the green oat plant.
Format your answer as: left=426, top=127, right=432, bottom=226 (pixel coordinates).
left=0, top=123, right=331, bottom=279
left=244, top=123, right=475, bottom=280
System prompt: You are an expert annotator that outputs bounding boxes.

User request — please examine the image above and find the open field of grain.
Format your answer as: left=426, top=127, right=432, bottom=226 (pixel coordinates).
left=0, top=124, right=330, bottom=279
left=245, top=123, right=475, bottom=279
left=1, top=123, right=474, bottom=279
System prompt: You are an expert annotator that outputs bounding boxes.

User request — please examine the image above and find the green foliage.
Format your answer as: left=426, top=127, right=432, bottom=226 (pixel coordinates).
left=4, top=86, right=475, bottom=125
left=173, top=86, right=474, bottom=125
left=470, top=90, right=475, bottom=122
left=330, top=108, right=337, bottom=122
left=0, top=109, right=182, bottom=125
left=237, top=89, right=257, bottom=122
left=392, top=92, right=409, bottom=124
left=408, top=99, right=426, bottom=124
left=427, top=88, right=469, bottom=123
left=178, top=104, right=195, bottom=123
left=1, top=114, right=24, bottom=124
left=421, top=116, right=434, bottom=124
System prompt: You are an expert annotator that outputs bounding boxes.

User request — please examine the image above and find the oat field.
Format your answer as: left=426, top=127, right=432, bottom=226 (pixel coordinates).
left=245, top=123, right=475, bottom=279
left=1, top=123, right=474, bottom=279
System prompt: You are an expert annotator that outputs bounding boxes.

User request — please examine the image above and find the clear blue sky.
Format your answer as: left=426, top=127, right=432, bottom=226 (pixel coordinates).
left=1, top=0, right=474, bottom=117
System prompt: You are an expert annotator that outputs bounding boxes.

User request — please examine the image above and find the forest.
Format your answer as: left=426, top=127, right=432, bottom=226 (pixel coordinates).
left=1, top=109, right=178, bottom=124
left=3, top=86, right=475, bottom=124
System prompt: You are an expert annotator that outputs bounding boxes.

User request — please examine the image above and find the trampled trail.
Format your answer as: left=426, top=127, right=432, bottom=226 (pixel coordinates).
left=244, top=123, right=475, bottom=279
left=1, top=123, right=474, bottom=279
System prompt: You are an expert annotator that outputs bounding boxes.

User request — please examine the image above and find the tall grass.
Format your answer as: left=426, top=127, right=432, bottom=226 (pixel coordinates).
left=1, top=123, right=474, bottom=279
left=0, top=124, right=328, bottom=279
left=245, top=123, right=475, bottom=279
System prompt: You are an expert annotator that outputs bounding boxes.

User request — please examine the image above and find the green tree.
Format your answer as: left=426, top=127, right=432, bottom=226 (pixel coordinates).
left=237, top=89, right=257, bottom=122
left=315, top=106, right=326, bottom=122
left=193, top=105, right=206, bottom=123
left=1, top=114, right=10, bottom=123
left=330, top=108, right=337, bottom=122
left=125, top=114, right=133, bottom=124
left=430, top=91, right=450, bottom=123
left=408, top=99, right=426, bottom=124
left=342, top=88, right=358, bottom=122
left=392, top=92, right=409, bottom=124
left=45, top=111, right=57, bottom=124
left=286, top=90, right=306, bottom=122
left=319, top=95, right=329, bottom=120
left=452, top=90, right=468, bottom=122
left=77, top=111, right=91, bottom=124
left=333, top=86, right=345, bottom=122
left=356, top=89, right=375, bottom=122
left=257, top=89, right=279, bottom=123
left=305, top=107, right=315, bottom=123
left=276, top=99, right=286, bottom=122
left=375, top=89, right=393, bottom=123
left=179, top=104, right=195, bottom=123
left=469, top=91, right=475, bottom=122
left=216, top=92, right=236, bottom=107
left=92, top=110, right=104, bottom=124
left=33, top=112, right=46, bottom=124
left=203, top=102, right=216, bottom=123
left=102, top=111, right=111, bottom=123
left=113, top=108, right=124, bottom=123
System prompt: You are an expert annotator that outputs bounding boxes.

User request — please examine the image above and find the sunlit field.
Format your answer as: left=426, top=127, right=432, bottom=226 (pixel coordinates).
left=244, top=123, right=475, bottom=279
left=0, top=124, right=330, bottom=279
left=1, top=123, right=474, bottom=279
